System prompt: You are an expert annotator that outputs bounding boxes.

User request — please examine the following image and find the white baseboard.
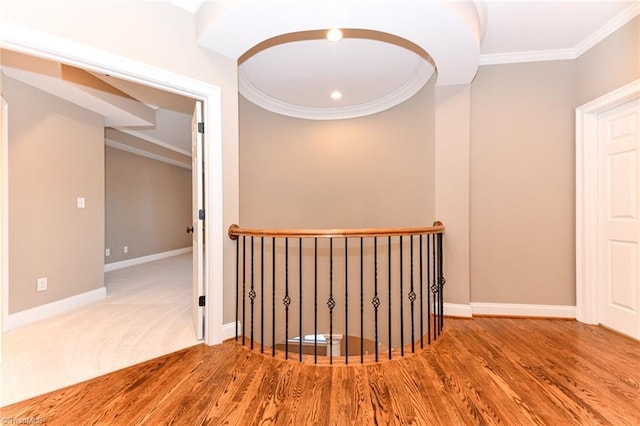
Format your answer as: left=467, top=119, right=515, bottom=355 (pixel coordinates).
left=4, top=287, right=106, bottom=331
left=444, top=303, right=473, bottom=318
left=104, top=247, right=192, bottom=272
left=470, top=302, right=576, bottom=318
left=223, top=321, right=241, bottom=341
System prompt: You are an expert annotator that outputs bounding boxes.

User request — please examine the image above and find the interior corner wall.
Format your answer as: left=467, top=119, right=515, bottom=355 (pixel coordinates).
left=576, top=16, right=640, bottom=106
left=434, top=84, right=471, bottom=305
left=469, top=60, right=577, bottom=306
left=239, top=79, right=436, bottom=229
left=105, top=147, right=191, bottom=264
left=3, top=76, right=104, bottom=314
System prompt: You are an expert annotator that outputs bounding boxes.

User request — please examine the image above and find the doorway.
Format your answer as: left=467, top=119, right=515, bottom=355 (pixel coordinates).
left=0, top=30, right=224, bottom=347
left=576, top=79, right=640, bottom=340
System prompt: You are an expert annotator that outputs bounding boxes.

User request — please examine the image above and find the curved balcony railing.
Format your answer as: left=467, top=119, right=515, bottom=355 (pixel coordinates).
left=228, top=222, right=445, bottom=364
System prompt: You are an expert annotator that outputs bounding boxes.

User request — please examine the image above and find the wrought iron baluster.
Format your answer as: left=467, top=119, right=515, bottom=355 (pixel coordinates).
left=272, top=237, right=276, bottom=357
left=261, top=237, right=264, bottom=353
left=427, top=234, right=431, bottom=344
left=235, top=236, right=239, bottom=341
left=242, top=236, right=246, bottom=346
left=388, top=236, right=392, bottom=360
left=400, top=235, right=404, bottom=356
left=438, top=231, right=445, bottom=335
left=284, top=238, right=290, bottom=359
left=299, top=238, right=303, bottom=362
left=373, top=237, right=380, bottom=362
left=409, top=235, right=415, bottom=353
left=328, top=238, right=335, bottom=364
left=360, top=237, right=364, bottom=364
left=419, top=235, right=424, bottom=349
left=431, top=233, right=438, bottom=340
left=345, top=237, right=348, bottom=365
left=314, top=238, right=318, bottom=364
left=250, top=237, right=255, bottom=349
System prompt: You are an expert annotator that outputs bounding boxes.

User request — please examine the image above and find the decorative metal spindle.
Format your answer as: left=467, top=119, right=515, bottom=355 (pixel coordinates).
left=272, top=237, right=276, bottom=357
left=235, top=236, right=239, bottom=341
left=431, top=234, right=438, bottom=340
left=299, top=238, right=303, bottom=362
left=250, top=237, right=255, bottom=349
left=314, top=238, right=318, bottom=363
left=328, top=238, right=335, bottom=365
left=427, top=235, right=431, bottom=344
left=373, top=237, right=380, bottom=362
left=261, top=237, right=264, bottom=353
left=438, top=232, right=445, bottom=334
left=409, top=235, right=415, bottom=353
left=345, top=237, right=348, bottom=365
left=360, top=237, right=364, bottom=364
left=400, top=235, right=404, bottom=357
left=242, top=236, right=246, bottom=346
left=388, top=236, right=392, bottom=360
left=419, top=235, right=424, bottom=349
left=284, top=238, right=290, bottom=359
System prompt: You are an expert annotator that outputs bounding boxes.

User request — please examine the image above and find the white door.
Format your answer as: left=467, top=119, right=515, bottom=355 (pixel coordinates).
left=192, top=101, right=205, bottom=340
left=598, top=98, right=640, bottom=339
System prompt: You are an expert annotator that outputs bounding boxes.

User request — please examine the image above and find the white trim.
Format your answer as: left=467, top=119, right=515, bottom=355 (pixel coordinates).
left=479, top=49, right=575, bottom=66
left=105, top=139, right=191, bottom=170
left=1, top=98, right=8, bottom=333
left=4, top=287, right=106, bottom=331
left=104, top=247, right=192, bottom=272
left=112, top=128, right=192, bottom=157
left=576, top=79, right=640, bottom=325
left=239, top=59, right=434, bottom=120
left=444, top=303, right=473, bottom=318
left=479, top=3, right=639, bottom=66
left=0, top=21, right=225, bottom=346
left=471, top=303, right=576, bottom=318
left=575, top=2, right=640, bottom=58
left=222, top=321, right=241, bottom=341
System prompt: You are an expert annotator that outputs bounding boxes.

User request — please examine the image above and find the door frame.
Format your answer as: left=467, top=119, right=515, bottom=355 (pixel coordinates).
left=576, top=78, right=640, bottom=325
left=0, top=22, right=225, bottom=345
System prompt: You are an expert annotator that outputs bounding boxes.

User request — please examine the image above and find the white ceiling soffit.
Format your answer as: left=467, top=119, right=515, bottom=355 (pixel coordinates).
left=239, top=38, right=435, bottom=120
left=196, top=0, right=478, bottom=120
left=196, top=0, right=481, bottom=86
left=1, top=50, right=155, bottom=127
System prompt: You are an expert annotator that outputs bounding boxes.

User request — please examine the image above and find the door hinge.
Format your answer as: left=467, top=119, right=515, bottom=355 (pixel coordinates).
left=199, top=209, right=205, bottom=220
left=198, top=295, right=206, bottom=307
left=198, top=122, right=205, bottom=134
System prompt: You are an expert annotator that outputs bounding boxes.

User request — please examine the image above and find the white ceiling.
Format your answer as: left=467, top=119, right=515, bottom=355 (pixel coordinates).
left=192, top=0, right=638, bottom=119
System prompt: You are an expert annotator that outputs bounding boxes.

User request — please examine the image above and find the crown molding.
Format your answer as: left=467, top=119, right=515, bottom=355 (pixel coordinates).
left=239, top=61, right=434, bottom=120
left=575, top=1, right=640, bottom=58
left=480, top=2, right=640, bottom=66
left=479, top=48, right=575, bottom=66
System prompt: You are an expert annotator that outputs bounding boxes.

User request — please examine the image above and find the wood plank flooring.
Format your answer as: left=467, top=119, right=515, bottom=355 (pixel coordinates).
left=2, top=317, right=639, bottom=425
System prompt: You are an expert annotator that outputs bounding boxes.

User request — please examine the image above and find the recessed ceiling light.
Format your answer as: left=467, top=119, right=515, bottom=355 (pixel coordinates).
left=326, top=28, right=343, bottom=42
left=330, top=90, right=342, bottom=100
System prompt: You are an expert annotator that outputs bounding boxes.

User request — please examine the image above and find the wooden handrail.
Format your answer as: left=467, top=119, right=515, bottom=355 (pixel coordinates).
left=228, top=221, right=444, bottom=240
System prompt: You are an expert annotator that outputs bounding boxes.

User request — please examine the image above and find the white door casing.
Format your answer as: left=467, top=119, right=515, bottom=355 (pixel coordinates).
left=576, top=79, right=640, bottom=340
left=192, top=101, right=205, bottom=340
left=597, top=99, right=640, bottom=339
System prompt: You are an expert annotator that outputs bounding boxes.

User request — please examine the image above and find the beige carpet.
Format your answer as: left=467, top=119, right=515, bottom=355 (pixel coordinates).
left=0, top=253, right=199, bottom=406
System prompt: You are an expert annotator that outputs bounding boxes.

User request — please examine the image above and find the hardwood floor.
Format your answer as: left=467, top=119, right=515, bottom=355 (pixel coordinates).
left=2, top=317, right=639, bottom=425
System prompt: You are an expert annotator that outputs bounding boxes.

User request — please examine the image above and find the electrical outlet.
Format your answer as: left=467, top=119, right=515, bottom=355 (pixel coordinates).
left=124, top=246, right=128, bottom=253
left=37, top=277, right=48, bottom=292
left=105, top=248, right=110, bottom=257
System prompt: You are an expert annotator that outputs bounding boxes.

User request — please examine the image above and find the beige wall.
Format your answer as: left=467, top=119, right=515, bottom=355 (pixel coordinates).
left=105, top=147, right=191, bottom=264
left=3, top=76, right=104, bottom=313
left=239, top=79, right=436, bottom=229
left=469, top=61, right=577, bottom=305
left=576, top=16, right=640, bottom=106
